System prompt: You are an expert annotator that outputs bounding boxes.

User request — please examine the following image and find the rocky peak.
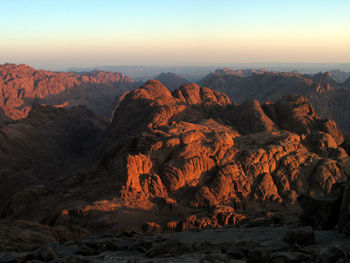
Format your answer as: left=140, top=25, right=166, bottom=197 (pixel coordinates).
left=97, top=83, right=347, bottom=218
left=233, top=99, right=277, bottom=134
left=313, top=71, right=332, bottom=81
left=276, top=94, right=319, bottom=134
left=199, top=68, right=350, bottom=132
left=0, top=63, right=135, bottom=120
left=0, top=80, right=348, bottom=251
left=137, top=80, right=173, bottom=101
left=312, top=72, right=335, bottom=93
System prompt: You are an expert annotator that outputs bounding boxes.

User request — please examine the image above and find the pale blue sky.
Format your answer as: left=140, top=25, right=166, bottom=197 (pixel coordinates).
left=1, top=0, right=349, bottom=69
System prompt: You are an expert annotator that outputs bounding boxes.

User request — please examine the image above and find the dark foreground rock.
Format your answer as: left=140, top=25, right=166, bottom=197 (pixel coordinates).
left=283, top=226, right=315, bottom=246
left=1, top=225, right=349, bottom=262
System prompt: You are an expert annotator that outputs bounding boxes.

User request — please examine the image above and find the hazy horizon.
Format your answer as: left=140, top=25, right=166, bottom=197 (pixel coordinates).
left=1, top=0, right=349, bottom=70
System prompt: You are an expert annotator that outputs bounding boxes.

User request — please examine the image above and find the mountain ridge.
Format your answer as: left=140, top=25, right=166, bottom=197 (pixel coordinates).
left=0, top=63, right=135, bottom=120
left=0, top=79, right=350, bottom=255
left=199, top=68, right=350, bottom=132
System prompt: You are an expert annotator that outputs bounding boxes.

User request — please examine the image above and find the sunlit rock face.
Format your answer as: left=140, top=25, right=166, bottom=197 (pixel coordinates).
left=96, top=80, right=347, bottom=212
left=0, top=63, right=135, bottom=120
left=0, top=80, right=348, bottom=248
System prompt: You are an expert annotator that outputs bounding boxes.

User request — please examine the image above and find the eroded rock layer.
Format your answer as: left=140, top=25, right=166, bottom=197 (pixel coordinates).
left=0, top=63, right=134, bottom=120
left=81, top=80, right=348, bottom=228
left=0, top=80, right=349, bottom=252
left=199, top=69, right=350, bottom=131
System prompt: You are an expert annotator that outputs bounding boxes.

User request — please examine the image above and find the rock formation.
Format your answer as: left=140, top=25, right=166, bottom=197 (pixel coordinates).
left=66, top=80, right=347, bottom=232
left=0, top=63, right=135, bottom=121
left=199, top=69, right=350, bottom=132
left=40, top=80, right=342, bottom=235
left=0, top=79, right=349, bottom=254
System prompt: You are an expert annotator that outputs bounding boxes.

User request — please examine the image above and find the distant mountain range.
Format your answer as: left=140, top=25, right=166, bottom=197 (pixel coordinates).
left=68, top=63, right=350, bottom=81
left=1, top=63, right=350, bottom=254
left=2, top=63, right=350, bottom=132
left=154, top=72, right=190, bottom=90
left=199, top=69, right=350, bottom=132
left=68, top=65, right=217, bottom=82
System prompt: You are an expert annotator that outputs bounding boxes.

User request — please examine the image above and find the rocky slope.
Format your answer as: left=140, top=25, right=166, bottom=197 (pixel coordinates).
left=0, top=63, right=135, bottom=120
left=33, top=80, right=347, bottom=234
left=103, top=80, right=348, bottom=202
left=154, top=72, right=189, bottom=90
left=199, top=69, right=350, bottom=132
left=2, top=224, right=350, bottom=262
left=0, top=80, right=350, bottom=254
left=0, top=105, right=107, bottom=214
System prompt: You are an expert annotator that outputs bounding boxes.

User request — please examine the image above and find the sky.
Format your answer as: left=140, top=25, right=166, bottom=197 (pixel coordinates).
left=1, top=0, right=350, bottom=69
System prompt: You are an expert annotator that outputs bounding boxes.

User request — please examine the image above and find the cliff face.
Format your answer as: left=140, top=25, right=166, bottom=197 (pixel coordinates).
left=98, top=81, right=347, bottom=209
left=199, top=70, right=350, bottom=132
left=0, top=80, right=349, bottom=252
left=0, top=63, right=135, bottom=120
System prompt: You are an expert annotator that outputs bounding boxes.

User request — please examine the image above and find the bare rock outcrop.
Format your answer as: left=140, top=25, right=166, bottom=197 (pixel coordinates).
left=0, top=63, right=135, bottom=120
left=199, top=69, right=350, bottom=132
left=88, top=81, right=348, bottom=224
left=0, top=80, right=349, bottom=252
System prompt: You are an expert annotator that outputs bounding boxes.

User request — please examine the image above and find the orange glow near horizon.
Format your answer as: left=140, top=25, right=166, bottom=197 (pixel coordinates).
left=1, top=0, right=350, bottom=69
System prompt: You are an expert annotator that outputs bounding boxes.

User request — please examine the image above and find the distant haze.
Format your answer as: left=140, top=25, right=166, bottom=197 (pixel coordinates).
left=1, top=0, right=350, bottom=70
left=68, top=63, right=350, bottom=81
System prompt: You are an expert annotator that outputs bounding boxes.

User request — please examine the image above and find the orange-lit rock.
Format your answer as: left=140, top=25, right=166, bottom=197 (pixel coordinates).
left=0, top=63, right=134, bottom=120
left=0, top=79, right=349, bottom=247
left=93, top=81, right=348, bottom=216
